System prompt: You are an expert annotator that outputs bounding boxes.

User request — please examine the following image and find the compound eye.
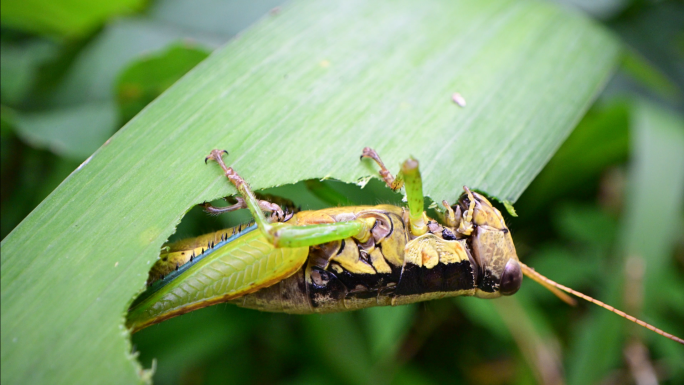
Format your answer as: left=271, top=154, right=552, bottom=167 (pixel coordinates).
left=499, top=259, right=522, bottom=296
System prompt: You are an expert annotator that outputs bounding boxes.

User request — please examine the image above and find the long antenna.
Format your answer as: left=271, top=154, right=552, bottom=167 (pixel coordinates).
left=529, top=273, right=577, bottom=306
left=520, top=262, right=683, bottom=345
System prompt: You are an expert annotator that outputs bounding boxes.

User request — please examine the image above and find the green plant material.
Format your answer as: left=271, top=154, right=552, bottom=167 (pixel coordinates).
left=116, top=44, right=210, bottom=123
left=511, top=201, right=624, bottom=383
left=502, top=200, right=517, bottom=217
left=523, top=243, right=603, bottom=300
left=0, top=40, right=58, bottom=105
left=518, top=99, right=630, bottom=214
left=1, top=0, right=620, bottom=383
left=52, top=18, right=219, bottom=107
left=554, top=203, right=618, bottom=247
left=493, top=296, right=563, bottom=385
left=362, top=304, right=416, bottom=361
left=622, top=101, right=684, bottom=278
left=11, top=18, right=219, bottom=161
left=621, top=49, right=680, bottom=101
left=567, top=99, right=684, bottom=384
left=305, top=179, right=358, bottom=206
left=567, top=273, right=625, bottom=385
left=304, top=313, right=372, bottom=385
left=0, top=105, right=16, bottom=136
left=148, top=0, right=285, bottom=37
left=0, top=0, right=144, bottom=37
left=555, top=0, right=630, bottom=20
left=132, top=305, right=253, bottom=384
left=461, top=282, right=567, bottom=383
left=621, top=100, right=684, bottom=378
left=0, top=148, right=82, bottom=239
left=14, top=101, right=117, bottom=159
left=457, top=297, right=512, bottom=342
left=1, top=106, right=87, bottom=238
left=609, top=2, right=684, bottom=100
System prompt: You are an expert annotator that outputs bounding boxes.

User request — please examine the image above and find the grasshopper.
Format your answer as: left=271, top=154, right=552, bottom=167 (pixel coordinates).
left=126, top=148, right=683, bottom=345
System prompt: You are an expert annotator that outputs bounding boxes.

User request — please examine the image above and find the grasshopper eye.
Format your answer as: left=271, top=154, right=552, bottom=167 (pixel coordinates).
left=500, top=259, right=522, bottom=296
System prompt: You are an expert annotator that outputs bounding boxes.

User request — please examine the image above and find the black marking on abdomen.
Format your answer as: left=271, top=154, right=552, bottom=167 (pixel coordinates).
left=395, top=261, right=474, bottom=295
left=307, top=263, right=402, bottom=306
left=308, top=267, right=347, bottom=308
left=335, top=264, right=401, bottom=299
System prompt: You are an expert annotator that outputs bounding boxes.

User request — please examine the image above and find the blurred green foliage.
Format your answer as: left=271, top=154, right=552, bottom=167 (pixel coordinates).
left=2, top=0, right=684, bottom=384
left=116, top=44, right=210, bottom=123
left=1, top=0, right=144, bottom=37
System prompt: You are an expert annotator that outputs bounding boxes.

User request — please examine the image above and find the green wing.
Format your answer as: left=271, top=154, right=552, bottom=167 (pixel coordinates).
left=127, top=226, right=309, bottom=332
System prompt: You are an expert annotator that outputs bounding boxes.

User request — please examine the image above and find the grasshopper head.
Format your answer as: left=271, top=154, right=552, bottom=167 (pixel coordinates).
left=455, top=188, right=522, bottom=298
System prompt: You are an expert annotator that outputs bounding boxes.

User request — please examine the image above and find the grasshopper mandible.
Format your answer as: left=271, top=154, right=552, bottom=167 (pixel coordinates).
left=126, top=148, right=683, bottom=345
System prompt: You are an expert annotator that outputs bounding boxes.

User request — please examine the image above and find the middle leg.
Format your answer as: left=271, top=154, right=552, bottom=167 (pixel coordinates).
left=361, top=147, right=428, bottom=236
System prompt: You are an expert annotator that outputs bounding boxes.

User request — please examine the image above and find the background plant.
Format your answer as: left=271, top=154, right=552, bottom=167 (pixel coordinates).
left=1, top=0, right=683, bottom=384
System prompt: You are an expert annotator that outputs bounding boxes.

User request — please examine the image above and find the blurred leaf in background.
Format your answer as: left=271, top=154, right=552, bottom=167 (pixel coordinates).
left=1, top=1, right=684, bottom=385
left=1, top=0, right=144, bottom=37
left=116, top=44, right=210, bottom=123
left=0, top=0, right=283, bottom=238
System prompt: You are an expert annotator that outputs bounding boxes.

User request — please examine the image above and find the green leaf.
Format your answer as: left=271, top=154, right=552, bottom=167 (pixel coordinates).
left=567, top=99, right=684, bottom=385
left=51, top=18, right=218, bottom=107
left=518, top=99, right=630, bottom=214
left=148, top=0, right=284, bottom=38
left=0, top=0, right=145, bottom=37
left=11, top=18, right=218, bottom=161
left=502, top=200, right=517, bottom=217
left=116, top=44, right=210, bottom=123
left=0, top=40, right=58, bottom=105
left=304, top=313, right=371, bottom=385
left=622, top=100, right=684, bottom=378
left=457, top=297, right=511, bottom=342
left=0, top=0, right=620, bottom=383
left=14, top=101, right=117, bottom=159
left=621, top=49, right=680, bottom=101
left=554, top=203, right=618, bottom=247
left=621, top=100, right=684, bottom=277
left=362, top=304, right=416, bottom=361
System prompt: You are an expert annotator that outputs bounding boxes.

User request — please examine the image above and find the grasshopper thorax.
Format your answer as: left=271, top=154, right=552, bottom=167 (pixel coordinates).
left=453, top=188, right=522, bottom=298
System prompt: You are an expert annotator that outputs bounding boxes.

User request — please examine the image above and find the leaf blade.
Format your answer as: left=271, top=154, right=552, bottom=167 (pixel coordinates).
left=1, top=1, right=621, bottom=383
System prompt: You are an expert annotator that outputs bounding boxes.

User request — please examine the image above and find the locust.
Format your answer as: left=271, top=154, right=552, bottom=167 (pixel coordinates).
left=126, top=148, right=683, bottom=345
